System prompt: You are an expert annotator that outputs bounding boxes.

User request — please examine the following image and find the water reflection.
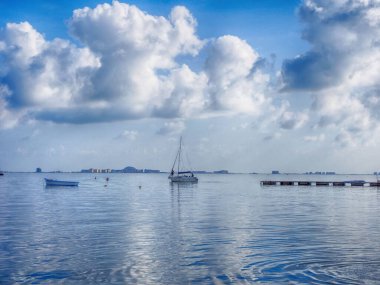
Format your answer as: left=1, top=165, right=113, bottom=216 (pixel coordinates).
left=170, top=181, right=198, bottom=190
left=0, top=173, right=379, bottom=284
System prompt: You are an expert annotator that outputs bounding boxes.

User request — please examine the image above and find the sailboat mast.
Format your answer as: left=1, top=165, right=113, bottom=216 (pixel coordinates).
left=171, top=148, right=179, bottom=173
left=178, top=136, right=182, bottom=174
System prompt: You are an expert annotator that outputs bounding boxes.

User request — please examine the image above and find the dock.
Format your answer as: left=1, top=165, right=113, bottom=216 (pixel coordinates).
left=260, top=181, right=380, bottom=187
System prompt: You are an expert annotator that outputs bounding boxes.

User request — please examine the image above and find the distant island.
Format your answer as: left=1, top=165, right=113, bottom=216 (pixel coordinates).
left=270, top=170, right=336, bottom=175
left=194, top=170, right=229, bottom=174
left=0, top=167, right=232, bottom=174
left=79, top=166, right=230, bottom=174
left=80, top=166, right=160, bottom=173
left=1, top=168, right=379, bottom=175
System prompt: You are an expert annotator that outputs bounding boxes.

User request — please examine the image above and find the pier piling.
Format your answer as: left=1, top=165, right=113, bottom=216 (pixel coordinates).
left=261, top=180, right=380, bottom=187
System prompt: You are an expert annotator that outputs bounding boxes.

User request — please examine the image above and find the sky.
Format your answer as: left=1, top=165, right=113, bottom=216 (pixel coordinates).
left=1, top=0, right=380, bottom=173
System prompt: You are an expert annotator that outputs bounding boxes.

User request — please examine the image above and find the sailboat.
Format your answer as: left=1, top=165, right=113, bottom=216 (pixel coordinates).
left=169, top=137, right=198, bottom=183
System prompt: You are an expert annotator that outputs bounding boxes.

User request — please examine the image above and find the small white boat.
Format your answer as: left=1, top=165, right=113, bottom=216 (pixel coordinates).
left=169, top=137, right=198, bottom=183
left=45, top=178, right=79, bottom=187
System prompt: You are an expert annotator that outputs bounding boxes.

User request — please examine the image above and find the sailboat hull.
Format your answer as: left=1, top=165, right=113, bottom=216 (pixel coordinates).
left=45, top=178, right=79, bottom=187
left=169, top=175, right=198, bottom=183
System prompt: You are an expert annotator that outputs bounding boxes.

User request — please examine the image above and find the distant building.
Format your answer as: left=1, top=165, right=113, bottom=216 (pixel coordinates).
left=326, top=172, right=336, bottom=175
left=81, top=168, right=108, bottom=173
left=36, top=168, right=42, bottom=173
left=272, top=170, right=280, bottom=174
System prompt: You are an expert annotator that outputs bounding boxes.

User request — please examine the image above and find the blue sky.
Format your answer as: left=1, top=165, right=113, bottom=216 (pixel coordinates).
left=0, top=0, right=305, bottom=58
left=1, top=0, right=380, bottom=173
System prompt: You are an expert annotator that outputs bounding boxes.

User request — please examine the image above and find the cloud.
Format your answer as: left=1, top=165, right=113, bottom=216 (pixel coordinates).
left=34, top=106, right=140, bottom=124
left=282, top=51, right=343, bottom=91
left=116, top=130, right=138, bottom=141
left=68, top=2, right=204, bottom=119
left=312, top=91, right=377, bottom=146
left=0, top=84, right=25, bottom=128
left=21, top=129, right=40, bottom=141
left=0, top=22, right=99, bottom=109
left=156, top=120, right=185, bottom=136
left=267, top=101, right=309, bottom=130
left=304, top=134, right=325, bottom=142
left=0, top=21, right=99, bottom=127
left=282, top=0, right=380, bottom=92
left=281, top=0, right=380, bottom=144
left=278, top=110, right=309, bottom=130
left=152, top=64, right=209, bottom=118
left=0, top=2, right=277, bottom=128
left=334, top=129, right=357, bottom=148
left=263, top=132, right=281, bottom=141
left=205, top=35, right=271, bottom=115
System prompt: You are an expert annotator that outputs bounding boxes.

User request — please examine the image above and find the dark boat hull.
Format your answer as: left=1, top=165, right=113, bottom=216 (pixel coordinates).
left=45, top=178, right=79, bottom=187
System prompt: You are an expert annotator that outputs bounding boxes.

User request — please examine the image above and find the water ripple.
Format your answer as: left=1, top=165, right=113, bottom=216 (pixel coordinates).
left=0, top=173, right=379, bottom=284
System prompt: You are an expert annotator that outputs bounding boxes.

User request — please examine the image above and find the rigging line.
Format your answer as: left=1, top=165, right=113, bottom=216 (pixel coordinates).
left=178, top=136, right=182, bottom=174
left=171, top=144, right=180, bottom=172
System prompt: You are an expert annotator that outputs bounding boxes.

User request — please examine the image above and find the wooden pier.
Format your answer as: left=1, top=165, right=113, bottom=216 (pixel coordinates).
left=261, top=181, right=380, bottom=187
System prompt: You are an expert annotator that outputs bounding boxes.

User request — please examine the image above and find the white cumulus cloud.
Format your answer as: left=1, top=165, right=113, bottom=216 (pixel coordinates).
left=0, top=1, right=279, bottom=128
left=0, top=21, right=99, bottom=127
left=282, top=0, right=380, bottom=145
left=205, top=35, right=271, bottom=115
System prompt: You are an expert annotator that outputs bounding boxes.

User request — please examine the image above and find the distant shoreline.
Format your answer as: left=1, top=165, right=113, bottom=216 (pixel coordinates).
left=1, top=172, right=379, bottom=176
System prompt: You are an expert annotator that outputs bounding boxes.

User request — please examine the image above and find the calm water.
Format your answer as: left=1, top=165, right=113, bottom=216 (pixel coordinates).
left=1, top=173, right=380, bottom=284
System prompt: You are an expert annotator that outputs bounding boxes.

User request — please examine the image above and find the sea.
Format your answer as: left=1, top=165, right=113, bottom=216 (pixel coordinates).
left=0, top=173, right=380, bottom=284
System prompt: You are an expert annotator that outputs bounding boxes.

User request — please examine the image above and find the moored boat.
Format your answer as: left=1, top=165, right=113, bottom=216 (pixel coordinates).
left=169, top=137, right=198, bottom=183
left=45, top=178, right=79, bottom=187
left=170, top=171, right=198, bottom=183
